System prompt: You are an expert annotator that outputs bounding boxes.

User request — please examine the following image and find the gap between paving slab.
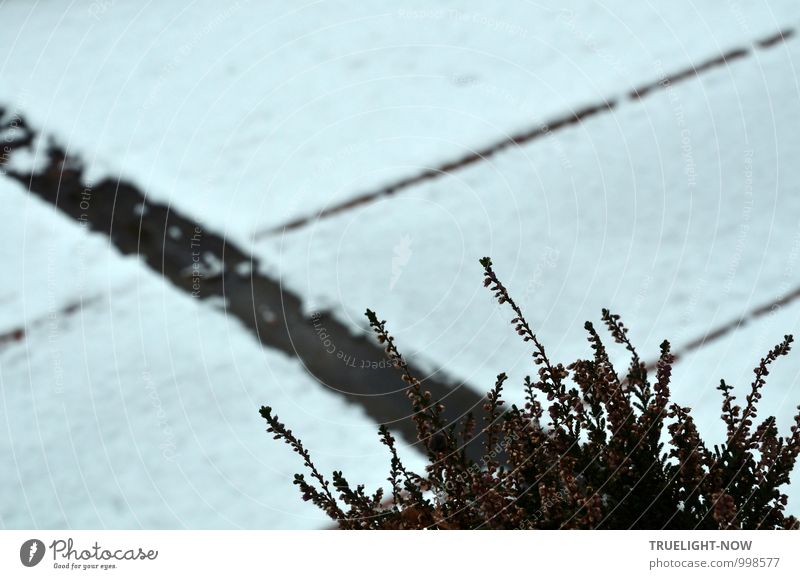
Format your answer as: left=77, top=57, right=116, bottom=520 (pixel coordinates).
left=0, top=109, right=486, bottom=458
left=256, top=27, right=796, bottom=238
left=2, top=24, right=797, bottom=454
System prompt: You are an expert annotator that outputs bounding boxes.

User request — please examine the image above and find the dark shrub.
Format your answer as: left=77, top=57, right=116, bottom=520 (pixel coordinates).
left=260, top=258, right=800, bottom=529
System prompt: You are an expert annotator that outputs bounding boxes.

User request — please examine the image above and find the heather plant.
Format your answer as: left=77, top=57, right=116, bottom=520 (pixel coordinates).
left=260, top=258, right=800, bottom=529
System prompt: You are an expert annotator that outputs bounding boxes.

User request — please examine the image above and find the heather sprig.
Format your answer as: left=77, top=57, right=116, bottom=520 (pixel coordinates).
left=261, top=258, right=800, bottom=529
left=365, top=308, right=446, bottom=460
left=259, top=406, right=346, bottom=523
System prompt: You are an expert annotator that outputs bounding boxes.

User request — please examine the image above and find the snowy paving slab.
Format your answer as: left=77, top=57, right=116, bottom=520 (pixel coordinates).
left=0, top=179, right=415, bottom=529
left=258, top=32, right=800, bottom=405
left=0, top=0, right=796, bottom=240
left=0, top=178, right=142, bottom=334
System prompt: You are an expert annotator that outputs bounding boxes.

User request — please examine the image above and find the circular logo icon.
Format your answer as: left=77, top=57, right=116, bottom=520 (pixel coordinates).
left=20, top=539, right=46, bottom=567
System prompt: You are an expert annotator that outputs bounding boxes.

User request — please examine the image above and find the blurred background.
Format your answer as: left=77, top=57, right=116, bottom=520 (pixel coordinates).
left=2, top=0, right=800, bottom=528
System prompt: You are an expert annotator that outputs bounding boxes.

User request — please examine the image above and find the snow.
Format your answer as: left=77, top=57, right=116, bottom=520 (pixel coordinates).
left=0, top=175, right=143, bottom=334
left=257, top=25, right=800, bottom=446
left=1, top=0, right=797, bottom=241
left=2, top=0, right=800, bottom=529
left=0, top=178, right=419, bottom=529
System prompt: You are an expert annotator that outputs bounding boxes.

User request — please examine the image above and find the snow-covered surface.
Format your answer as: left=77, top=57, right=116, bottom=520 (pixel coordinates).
left=257, top=20, right=800, bottom=517
left=0, top=177, right=142, bottom=334
left=3, top=1, right=800, bottom=528
left=0, top=179, right=417, bottom=529
left=260, top=31, right=800, bottom=392
left=0, top=0, right=797, bottom=240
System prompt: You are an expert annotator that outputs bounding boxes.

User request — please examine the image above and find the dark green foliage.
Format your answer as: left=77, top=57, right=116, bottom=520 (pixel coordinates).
left=260, top=258, right=800, bottom=529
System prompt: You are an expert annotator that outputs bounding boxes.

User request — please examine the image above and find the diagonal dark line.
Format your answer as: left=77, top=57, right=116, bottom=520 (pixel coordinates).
left=0, top=296, right=104, bottom=352
left=255, top=100, right=617, bottom=238
left=0, top=109, right=486, bottom=456
left=255, top=26, right=796, bottom=239
left=646, top=284, right=800, bottom=371
left=2, top=25, right=796, bottom=454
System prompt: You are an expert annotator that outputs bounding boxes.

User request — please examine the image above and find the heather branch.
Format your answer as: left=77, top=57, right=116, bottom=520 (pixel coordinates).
left=378, top=424, right=427, bottom=509
left=602, top=308, right=650, bottom=407
left=365, top=308, right=445, bottom=454
left=480, top=257, right=567, bottom=393
left=260, top=258, right=800, bottom=530
left=260, top=406, right=345, bottom=521
left=738, top=335, right=793, bottom=447
left=483, top=373, right=508, bottom=472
